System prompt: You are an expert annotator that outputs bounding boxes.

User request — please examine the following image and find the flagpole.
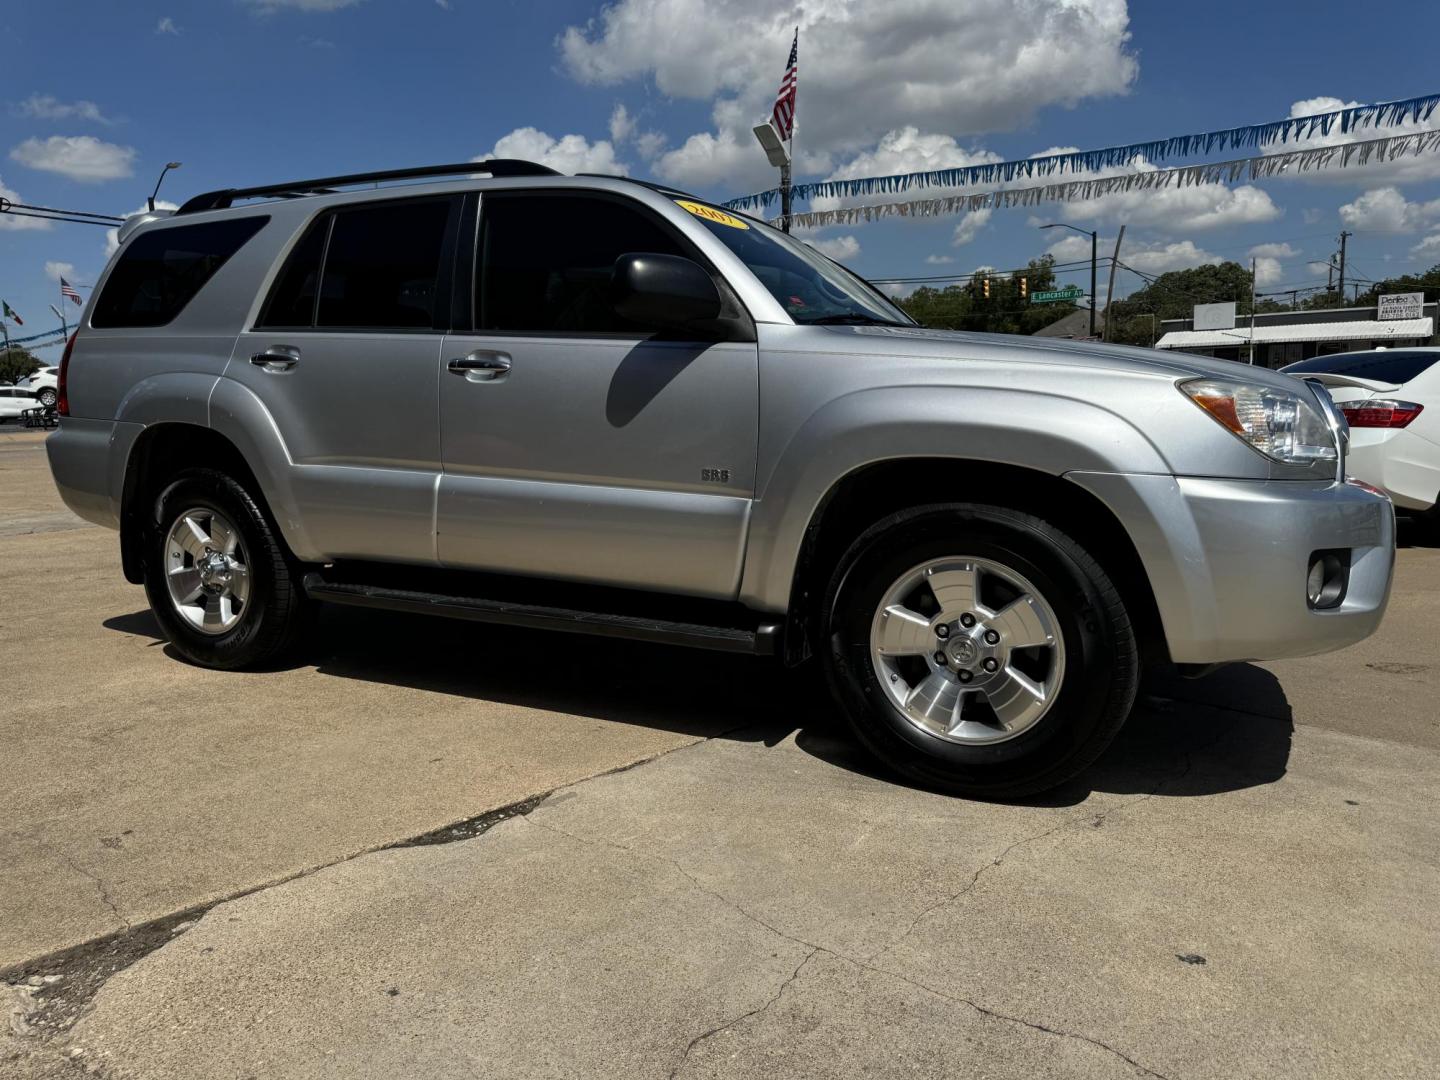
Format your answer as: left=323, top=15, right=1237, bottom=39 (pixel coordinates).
left=782, top=25, right=796, bottom=234
left=58, top=282, right=69, bottom=339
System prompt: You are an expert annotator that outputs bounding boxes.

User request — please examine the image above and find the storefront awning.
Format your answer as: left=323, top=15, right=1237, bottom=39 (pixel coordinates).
left=1155, top=317, right=1433, bottom=350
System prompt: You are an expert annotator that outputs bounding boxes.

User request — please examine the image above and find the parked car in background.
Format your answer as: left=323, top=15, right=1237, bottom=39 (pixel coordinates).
left=46, top=161, right=1395, bottom=798
left=1283, top=348, right=1439, bottom=533
left=17, top=366, right=60, bottom=408
left=0, top=386, right=38, bottom=422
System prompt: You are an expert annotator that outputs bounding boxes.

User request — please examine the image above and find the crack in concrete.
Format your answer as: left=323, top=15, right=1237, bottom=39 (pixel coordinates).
left=57, top=855, right=129, bottom=933
left=667, top=947, right=819, bottom=1079
left=525, top=812, right=1172, bottom=1080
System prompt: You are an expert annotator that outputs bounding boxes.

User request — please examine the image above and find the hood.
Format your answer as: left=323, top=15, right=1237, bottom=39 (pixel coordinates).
left=812, top=323, right=1307, bottom=392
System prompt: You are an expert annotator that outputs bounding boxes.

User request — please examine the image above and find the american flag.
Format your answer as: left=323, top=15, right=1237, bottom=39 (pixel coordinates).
left=60, top=277, right=82, bottom=306
left=772, top=30, right=798, bottom=142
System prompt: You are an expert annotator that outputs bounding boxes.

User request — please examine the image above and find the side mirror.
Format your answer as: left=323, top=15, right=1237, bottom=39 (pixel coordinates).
left=611, top=253, right=723, bottom=329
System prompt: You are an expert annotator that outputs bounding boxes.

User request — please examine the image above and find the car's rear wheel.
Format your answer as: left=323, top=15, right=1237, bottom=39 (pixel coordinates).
left=822, top=503, right=1139, bottom=799
left=143, top=468, right=312, bottom=669
left=37, top=388, right=57, bottom=408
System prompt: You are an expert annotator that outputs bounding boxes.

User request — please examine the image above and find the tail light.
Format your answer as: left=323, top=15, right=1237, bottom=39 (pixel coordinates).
left=1339, top=400, right=1423, bottom=428
left=57, top=332, right=75, bottom=417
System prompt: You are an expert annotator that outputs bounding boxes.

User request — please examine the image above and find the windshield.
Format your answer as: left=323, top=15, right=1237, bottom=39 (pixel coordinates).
left=675, top=200, right=913, bottom=326
left=1282, top=349, right=1440, bottom=385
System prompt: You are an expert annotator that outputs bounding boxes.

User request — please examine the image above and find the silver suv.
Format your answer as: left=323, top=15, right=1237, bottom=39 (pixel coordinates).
left=47, top=160, right=1394, bottom=797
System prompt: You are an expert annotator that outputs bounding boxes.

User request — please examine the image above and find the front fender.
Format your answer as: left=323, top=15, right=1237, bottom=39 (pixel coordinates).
left=739, top=385, right=1171, bottom=612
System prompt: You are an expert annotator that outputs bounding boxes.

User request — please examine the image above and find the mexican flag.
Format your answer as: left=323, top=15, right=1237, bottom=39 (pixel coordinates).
left=2, top=301, right=21, bottom=326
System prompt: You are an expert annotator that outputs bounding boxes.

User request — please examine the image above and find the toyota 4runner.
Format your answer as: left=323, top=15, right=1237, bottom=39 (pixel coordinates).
left=46, top=160, right=1395, bottom=797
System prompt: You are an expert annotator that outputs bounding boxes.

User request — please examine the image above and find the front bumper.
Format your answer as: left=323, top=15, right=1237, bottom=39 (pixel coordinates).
left=1068, top=472, right=1395, bottom=664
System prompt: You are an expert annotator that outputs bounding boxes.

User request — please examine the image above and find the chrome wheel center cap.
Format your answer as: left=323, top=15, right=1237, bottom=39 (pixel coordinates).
left=198, top=551, right=232, bottom=589
left=949, top=636, right=979, bottom=666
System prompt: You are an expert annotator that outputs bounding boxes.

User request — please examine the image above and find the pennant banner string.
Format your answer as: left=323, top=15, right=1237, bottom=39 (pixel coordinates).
left=779, top=129, right=1440, bottom=230
left=725, top=91, right=1440, bottom=211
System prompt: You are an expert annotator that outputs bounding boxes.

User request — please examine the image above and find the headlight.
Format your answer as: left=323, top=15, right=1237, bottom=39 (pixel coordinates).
left=1179, top=378, right=1337, bottom=466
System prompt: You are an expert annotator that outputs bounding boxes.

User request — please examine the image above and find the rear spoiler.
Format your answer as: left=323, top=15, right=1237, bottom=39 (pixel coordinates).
left=113, top=209, right=176, bottom=249
left=1290, top=371, right=1400, bottom=394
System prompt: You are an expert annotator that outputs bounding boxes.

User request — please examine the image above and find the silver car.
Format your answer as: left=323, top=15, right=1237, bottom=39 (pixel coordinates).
left=46, top=161, right=1394, bottom=797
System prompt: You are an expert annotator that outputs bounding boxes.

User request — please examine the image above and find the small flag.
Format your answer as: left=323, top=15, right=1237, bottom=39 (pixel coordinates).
left=3, top=301, right=22, bottom=326
left=771, top=29, right=797, bottom=142
left=60, top=277, right=82, bottom=306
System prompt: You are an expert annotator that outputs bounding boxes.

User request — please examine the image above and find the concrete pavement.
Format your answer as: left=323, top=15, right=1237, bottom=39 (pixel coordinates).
left=4, top=428, right=1439, bottom=1078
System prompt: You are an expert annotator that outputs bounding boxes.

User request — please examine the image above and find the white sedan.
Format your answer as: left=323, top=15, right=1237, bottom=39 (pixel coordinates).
left=0, top=386, right=39, bottom=422
left=1283, top=348, right=1439, bottom=529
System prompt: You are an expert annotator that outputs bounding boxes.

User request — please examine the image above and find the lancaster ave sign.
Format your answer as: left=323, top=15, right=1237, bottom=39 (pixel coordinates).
left=1031, top=286, right=1084, bottom=304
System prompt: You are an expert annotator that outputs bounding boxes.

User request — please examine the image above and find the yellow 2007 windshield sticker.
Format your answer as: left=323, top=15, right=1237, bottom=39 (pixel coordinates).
left=677, top=200, right=750, bottom=230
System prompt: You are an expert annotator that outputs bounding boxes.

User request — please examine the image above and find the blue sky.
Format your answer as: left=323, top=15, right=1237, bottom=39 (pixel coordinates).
left=4, top=0, right=1440, bottom=352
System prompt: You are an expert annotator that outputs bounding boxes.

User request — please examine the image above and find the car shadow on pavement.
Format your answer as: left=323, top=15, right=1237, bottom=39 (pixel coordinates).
left=1396, top=515, right=1437, bottom=549
left=103, top=604, right=1293, bottom=805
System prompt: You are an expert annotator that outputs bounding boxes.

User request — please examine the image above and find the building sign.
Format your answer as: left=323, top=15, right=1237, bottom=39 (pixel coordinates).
left=1032, top=285, right=1084, bottom=304
left=1193, top=302, right=1237, bottom=331
left=1377, top=292, right=1424, bottom=321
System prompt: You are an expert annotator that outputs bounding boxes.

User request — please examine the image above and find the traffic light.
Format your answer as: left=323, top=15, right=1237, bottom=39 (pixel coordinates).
left=1018, top=275, right=1028, bottom=299
left=982, top=276, right=991, bottom=299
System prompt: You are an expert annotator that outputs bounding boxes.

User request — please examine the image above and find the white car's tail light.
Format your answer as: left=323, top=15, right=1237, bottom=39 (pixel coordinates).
left=1340, top=400, right=1423, bottom=429
left=1179, top=378, right=1338, bottom=466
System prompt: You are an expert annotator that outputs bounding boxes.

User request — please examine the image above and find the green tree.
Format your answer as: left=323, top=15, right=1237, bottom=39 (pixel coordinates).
left=0, top=344, right=41, bottom=386
left=892, top=255, right=1078, bottom=335
left=1105, top=261, right=1258, bottom=347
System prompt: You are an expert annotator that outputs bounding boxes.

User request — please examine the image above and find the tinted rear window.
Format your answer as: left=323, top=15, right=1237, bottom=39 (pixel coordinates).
left=1283, top=350, right=1440, bottom=384
left=93, top=217, right=268, bottom=328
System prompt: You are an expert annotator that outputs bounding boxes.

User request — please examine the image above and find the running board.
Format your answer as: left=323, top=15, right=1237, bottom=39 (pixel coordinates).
left=302, top=573, right=781, bottom=656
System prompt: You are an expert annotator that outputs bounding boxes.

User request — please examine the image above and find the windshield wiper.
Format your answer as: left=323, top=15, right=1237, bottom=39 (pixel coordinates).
left=798, top=313, right=911, bottom=327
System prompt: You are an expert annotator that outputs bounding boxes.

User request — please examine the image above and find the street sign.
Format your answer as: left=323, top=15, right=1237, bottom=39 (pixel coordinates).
left=1377, top=292, right=1424, bottom=321
left=1031, top=286, right=1084, bottom=304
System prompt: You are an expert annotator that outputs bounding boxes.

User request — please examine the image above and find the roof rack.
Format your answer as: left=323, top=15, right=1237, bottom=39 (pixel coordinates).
left=175, top=159, right=561, bottom=215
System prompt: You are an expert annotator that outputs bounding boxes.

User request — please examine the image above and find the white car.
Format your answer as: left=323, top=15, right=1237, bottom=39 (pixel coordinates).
left=17, top=366, right=59, bottom=408
left=1284, top=348, right=1439, bottom=528
left=0, top=386, right=39, bottom=422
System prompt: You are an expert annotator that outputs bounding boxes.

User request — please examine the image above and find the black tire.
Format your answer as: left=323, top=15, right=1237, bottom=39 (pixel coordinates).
left=821, top=503, right=1139, bottom=800
left=143, top=467, right=313, bottom=669
left=37, top=388, right=58, bottom=408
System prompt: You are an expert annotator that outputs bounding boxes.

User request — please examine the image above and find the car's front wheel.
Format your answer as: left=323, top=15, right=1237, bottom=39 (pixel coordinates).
left=36, top=388, right=58, bottom=408
left=143, top=468, right=312, bottom=669
left=822, top=503, right=1139, bottom=799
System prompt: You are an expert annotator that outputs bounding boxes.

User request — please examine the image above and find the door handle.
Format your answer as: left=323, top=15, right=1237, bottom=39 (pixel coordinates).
left=447, top=350, right=511, bottom=382
left=250, top=345, right=301, bottom=372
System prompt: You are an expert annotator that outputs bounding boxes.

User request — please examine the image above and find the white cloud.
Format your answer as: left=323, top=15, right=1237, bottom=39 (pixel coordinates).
left=1302, top=207, right=1323, bottom=224
left=104, top=200, right=178, bottom=259
left=244, top=0, right=363, bottom=11
left=808, top=128, right=1002, bottom=216
left=1052, top=233, right=1220, bottom=276
left=15, top=94, right=112, bottom=125
left=1338, top=186, right=1440, bottom=233
left=564, top=0, right=1137, bottom=187
left=654, top=130, right=756, bottom=188
left=1051, top=157, right=1281, bottom=231
left=609, top=104, right=635, bottom=145
left=479, top=128, right=625, bottom=175
left=0, top=176, right=51, bottom=231
left=806, top=234, right=860, bottom=261
left=635, top=131, right=667, bottom=161
left=1306, top=260, right=1334, bottom=276
left=10, top=135, right=135, bottom=182
left=951, top=208, right=992, bottom=247
left=1252, top=257, right=1283, bottom=286
left=1249, top=242, right=1297, bottom=259
left=1412, top=233, right=1440, bottom=258
left=925, top=254, right=955, bottom=265
left=156, top=16, right=179, bottom=34
left=44, top=261, right=75, bottom=282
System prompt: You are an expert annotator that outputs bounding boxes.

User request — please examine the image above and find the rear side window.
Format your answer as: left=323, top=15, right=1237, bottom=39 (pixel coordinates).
left=258, top=197, right=456, bottom=331
left=477, top=194, right=691, bottom=334
left=93, top=217, right=268, bottom=328
left=1284, top=350, right=1440, bottom=384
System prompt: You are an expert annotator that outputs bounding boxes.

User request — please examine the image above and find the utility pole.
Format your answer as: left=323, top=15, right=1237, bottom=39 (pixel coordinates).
left=1337, top=231, right=1350, bottom=303
left=1038, top=222, right=1097, bottom=338
left=1103, top=225, right=1125, bottom=342
left=1249, top=256, right=1257, bottom=365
